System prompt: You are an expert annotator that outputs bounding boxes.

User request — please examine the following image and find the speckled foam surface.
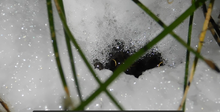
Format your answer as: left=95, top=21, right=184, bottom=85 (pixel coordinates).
left=0, top=0, right=220, bottom=112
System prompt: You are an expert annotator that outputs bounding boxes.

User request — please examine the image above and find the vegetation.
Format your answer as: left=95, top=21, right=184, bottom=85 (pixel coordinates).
left=44, top=0, right=220, bottom=111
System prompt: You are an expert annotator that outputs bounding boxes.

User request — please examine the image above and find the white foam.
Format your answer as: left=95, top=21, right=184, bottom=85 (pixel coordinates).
left=0, top=0, right=220, bottom=112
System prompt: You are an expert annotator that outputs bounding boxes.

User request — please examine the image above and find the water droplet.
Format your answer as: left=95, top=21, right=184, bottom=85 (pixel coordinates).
left=95, top=104, right=99, bottom=107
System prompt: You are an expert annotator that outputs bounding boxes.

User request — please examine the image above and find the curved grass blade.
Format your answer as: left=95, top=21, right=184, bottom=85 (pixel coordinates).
left=74, top=0, right=210, bottom=110
left=178, top=0, right=215, bottom=110
left=56, top=0, right=83, bottom=103
left=46, top=0, right=75, bottom=109
left=53, top=0, right=124, bottom=110
left=46, top=0, right=70, bottom=97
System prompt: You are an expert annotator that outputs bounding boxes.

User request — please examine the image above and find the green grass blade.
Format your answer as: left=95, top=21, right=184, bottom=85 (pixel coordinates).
left=74, top=0, right=209, bottom=110
left=65, top=29, right=84, bottom=102
left=183, top=0, right=195, bottom=111
left=53, top=0, right=124, bottom=110
left=56, top=0, right=83, bottom=103
left=46, top=0, right=70, bottom=96
left=132, top=0, right=166, bottom=28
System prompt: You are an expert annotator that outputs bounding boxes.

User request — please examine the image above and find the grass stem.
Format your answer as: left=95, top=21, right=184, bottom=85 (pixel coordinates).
left=182, top=0, right=195, bottom=111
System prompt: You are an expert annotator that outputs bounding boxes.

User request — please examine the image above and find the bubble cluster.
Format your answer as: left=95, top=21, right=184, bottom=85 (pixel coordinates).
left=93, top=39, right=164, bottom=78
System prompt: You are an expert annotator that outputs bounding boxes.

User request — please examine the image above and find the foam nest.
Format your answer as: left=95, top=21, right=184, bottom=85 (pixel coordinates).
left=93, top=39, right=164, bottom=78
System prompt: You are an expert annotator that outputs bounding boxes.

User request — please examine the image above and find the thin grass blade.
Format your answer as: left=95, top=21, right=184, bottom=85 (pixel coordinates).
left=56, top=0, right=83, bottom=103
left=46, top=0, right=70, bottom=97
left=46, top=0, right=75, bottom=109
left=182, top=0, right=195, bottom=111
